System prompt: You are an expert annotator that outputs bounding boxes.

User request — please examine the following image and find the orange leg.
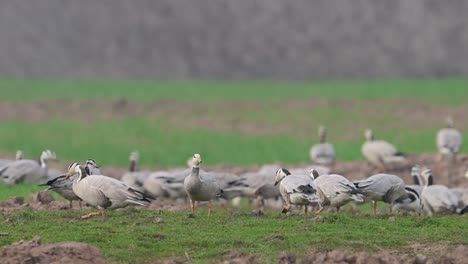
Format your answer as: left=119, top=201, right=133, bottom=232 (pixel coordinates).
left=208, top=201, right=212, bottom=217
left=81, top=210, right=105, bottom=219
left=190, top=200, right=196, bottom=215
left=372, top=201, right=377, bottom=215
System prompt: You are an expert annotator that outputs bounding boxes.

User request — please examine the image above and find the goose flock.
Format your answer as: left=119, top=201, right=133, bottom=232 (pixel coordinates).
left=0, top=118, right=465, bottom=218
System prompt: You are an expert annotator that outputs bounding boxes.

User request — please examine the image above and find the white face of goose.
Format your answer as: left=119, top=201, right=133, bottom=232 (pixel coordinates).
left=41, top=150, right=57, bottom=161
left=364, top=129, right=374, bottom=141
left=86, top=159, right=99, bottom=169
left=191, top=153, right=203, bottom=167
left=411, top=165, right=421, bottom=185
left=65, top=162, right=80, bottom=179
left=15, top=150, right=24, bottom=160
left=130, top=151, right=140, bottom=162
left=274, top=168, right=290, bottom=186
left=421, top=168, right=433, bottom=186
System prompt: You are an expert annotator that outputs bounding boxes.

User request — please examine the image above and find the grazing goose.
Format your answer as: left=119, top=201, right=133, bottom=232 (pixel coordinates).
left=310, top=168, right=364, bottom=213
left=0, top=150, right=57, bottom=185
left=184, top=154, right=222, bottom=216
left=310, top=126, right=335, bottom=165
left=420, top=168, right=458, bottom=216
left=239, top=164, right=282, bottom=211
left=65, top=162, right=151, bottom=219
left=406, top=165, right=425, bottom=195
left=121, top=151, right=150, bottom=193
left=392, top=186, right=423, bottom=214
left=354, top=173, right=407, bottom=215
left=40, top=160, right=102, bottom=208
left=274, top=168, right=320, bottom=215
left=361, top=129, right=406, bottom=172
left=437, top=117, right=462, bottom=161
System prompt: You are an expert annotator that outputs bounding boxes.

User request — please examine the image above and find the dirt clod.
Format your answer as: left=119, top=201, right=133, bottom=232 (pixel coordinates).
left=222, top=251, right=258, bottom=264
left=279, top=252, right=296, bottom=264
left=0, top=236, right=106, bottom=264
left=29, top=191, right=54, bottom=205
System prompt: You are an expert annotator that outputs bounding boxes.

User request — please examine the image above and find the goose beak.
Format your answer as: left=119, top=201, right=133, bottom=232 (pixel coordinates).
left=65, top=172, right=72, bottom=179
left=274, top=181, right=279, bottom=186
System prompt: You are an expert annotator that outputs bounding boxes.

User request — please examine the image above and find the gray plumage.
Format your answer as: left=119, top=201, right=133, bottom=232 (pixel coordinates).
left=0, top=150, right=57, bottom=185
left=420, top=168, right=458, bottom=216
left=311, top=170, right=364, bottom=210
left=361, top=129, right=406, bottom=169
left=39, top=174, right=81, bottom=208
left=85, top=159, right=102, bottom=175
left=0, top=150, right=24, bottom=168
left=310, top=126, right=335, bottom=165
left=392, top=186, right=423, bottom=213
left=184, top=154, right=222, bottom=216
left=354, top=173, right=407, bottom=214
left=436, top=117, right=462, bottom=157
left=121, top=151, right=150, bottom=193
left=40, top=160, right=102, bottom=208
left=274, top=168, right=320, bottom=211
left=67, top=163, right=150, bottom=210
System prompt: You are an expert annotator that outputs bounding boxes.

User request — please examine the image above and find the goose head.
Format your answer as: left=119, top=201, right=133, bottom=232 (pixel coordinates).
left=411, top=165, right=422, bottom=185
left=15, top=150, right=24, bottom=160
left=309, top=168, right=320, bottom=180
left=130, top=151, right=140, bottom=162
left=421, top=168, right=433, bottom=186
left=39, top=150, right=57, bottom=168
left=445, top=116, right=454, bottom=128
left=85, top=159, right=100, bottom=175
left=65, top=162, right=88, bottom=181
left=191, top=153, right=203, bottom=167
left=318, top=126, right=327, bottom=143
left=274, top=168, right=291, bottom=186
left=364, top=129, right=374, bottom=141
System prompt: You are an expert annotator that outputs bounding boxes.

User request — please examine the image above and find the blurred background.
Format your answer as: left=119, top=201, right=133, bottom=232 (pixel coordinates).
left=0, top=0, right=466, bottom=169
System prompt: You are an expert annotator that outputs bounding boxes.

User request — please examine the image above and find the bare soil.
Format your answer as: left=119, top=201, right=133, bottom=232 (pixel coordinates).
left=0, top=236, right=105, bottom=264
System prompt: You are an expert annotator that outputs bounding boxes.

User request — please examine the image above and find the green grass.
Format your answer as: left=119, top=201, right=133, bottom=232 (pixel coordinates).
left=0, top=79, right=466, bottom=166
left=1, top=206, right=467, bottom=263
left=1, top=79, right=468, bottom=104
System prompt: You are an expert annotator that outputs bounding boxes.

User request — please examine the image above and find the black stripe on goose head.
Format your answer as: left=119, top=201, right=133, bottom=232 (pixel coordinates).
left=404, top=187, right=420, bottom=202
left=79, top=165, right=89, bottom=179
left=281, top=168, right=291, bottom=175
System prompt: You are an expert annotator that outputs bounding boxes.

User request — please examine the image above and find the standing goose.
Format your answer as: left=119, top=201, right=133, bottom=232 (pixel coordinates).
left=184, top=153, right=222, bottom=216
left=40, top=160, right=102, bottom=208
left=420, top=168, right=458, bottom=216
left=66, top=162, right=151, bottom=219
left=310, top=168, right=364, bottom=213
left=274, top=168, right=320, bottom=215
left=361, top=129, right=406, bottom=172
left=437, top=117, right=462, bottom=161
left=354, top=173, right=407, bottom=215
left=0, top=150, right=57, bottom=185
left=310, top=126, right=335, bottom=165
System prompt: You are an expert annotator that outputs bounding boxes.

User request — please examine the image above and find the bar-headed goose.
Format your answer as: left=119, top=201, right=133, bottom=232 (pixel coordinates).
left=85, top=159, right=102, bottom=175
left=420, top=168, right=458, bottom=216
left=354, top=173, right=407, bottom=215
left=184, top=154, right=223, bottom=216
left=310, top=126, right=335, bottom=165
left=392, top=186, right=423, bottom=214
left=310, top=168, right=364, bottom=213
left=122, top=151, right=150, bottom=193
left=0, top=150, right=57, bottom=185
left=436, top=117, right=462, bottom=161
left=40, top=160, right=102, bottom=208
left=361, top=129, right=406, bottom=172
left=274, top=168, right=320, bottom=215
left=66, top=162, right=151, bottom=219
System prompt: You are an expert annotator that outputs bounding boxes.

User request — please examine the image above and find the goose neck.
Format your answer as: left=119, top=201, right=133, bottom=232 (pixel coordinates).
left=129, top=160, right=137, bottom=172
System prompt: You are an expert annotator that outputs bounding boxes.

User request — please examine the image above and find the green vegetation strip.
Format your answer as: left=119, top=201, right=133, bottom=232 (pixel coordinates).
left=0, top=79, right=467, bottom=103
left=0, top=207, right=466, bottom=263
